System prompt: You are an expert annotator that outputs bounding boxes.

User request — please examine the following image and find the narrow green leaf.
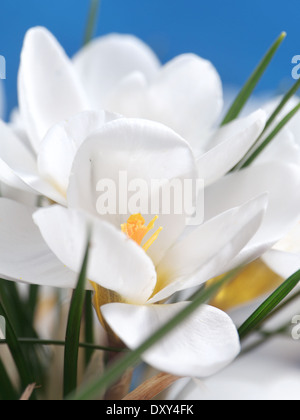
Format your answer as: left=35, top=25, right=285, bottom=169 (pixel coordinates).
left=0, top=338, right=126, bottom=353
left=238, top=269, right=300, bottom=340
left=84, top=291, right=95, bottom=367
left=68, top=268, right=241, bottom=400
left=240, top=101, right=300, bottom=168
left=27, top=285, right=39, bottom=325
left=231, top=80, right=300, bottom=172
left=263, top=78, right=300, bottom=133
left=221, top=32, right=286, bottom=126
left=83, top=0, right=101, bottom=46
left=63, top=232, right=91, bottom=398
left=0, top=280, right=45, bottom=385
left=0, top=300, right=33, bottom=391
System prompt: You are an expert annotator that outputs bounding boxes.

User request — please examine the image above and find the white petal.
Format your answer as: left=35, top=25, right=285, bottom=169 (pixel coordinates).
left=0, top=199, right=77, bottom=288
left=142, top=54, right=223, bottom=150
left=38, top=110, right=120, bottom=195
left=205, top=162, right=300, bottom=261
left=105, top=71, right=148, bottom=116
left=0, top=120, right=37, bottom=191
left=253, top=128, right=300, bottom=167
left=149, top=194, right=267, bottom=304
left=18, top=27, right=89, bottom=152
left=0, top=120, right=66, bottom=203
left=198, top=110, right=266, bottom=185
left=102, top=302, right=240, bottom=378
left=33, top=205, right=157, bottom=304
left=174, top=336, right=300, bottom=400
left=67, top=118, right=198, bottom=265
left=73, top=33, right=160, bottom=110
left=262, top=249, right=300, bottom=279
left=0, top=184, right=37, bottom=207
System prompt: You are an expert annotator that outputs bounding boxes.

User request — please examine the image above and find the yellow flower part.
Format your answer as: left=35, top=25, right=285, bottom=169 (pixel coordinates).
left=92, top=214, right=162, bottom=327
left=121, top=214, right=163, bottom=252
left=209, top=259, right=283, bottom=312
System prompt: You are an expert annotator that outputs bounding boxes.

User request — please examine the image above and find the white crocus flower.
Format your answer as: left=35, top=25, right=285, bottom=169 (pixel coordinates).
left=0, top=111, right=281, bottom=378
left=0, top=114, right=300, bottom=377
left=0, top=26, right=274, bottom=202
left=0, top=26, right=299, bottom=379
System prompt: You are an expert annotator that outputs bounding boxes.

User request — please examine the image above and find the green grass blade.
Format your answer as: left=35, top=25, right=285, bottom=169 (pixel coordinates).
left=231, top=79, right=300, bottom=172
left=0, top=338, right=126, bottom=353
left=0, top=300, right=34, bottom=391
left=221, top=32, right=286, bottom=126
left=240, top=101, right=300, bottom=168
left=263, top=78, right=300, bottom=133
left=0, top=280, right=45, bottom=385
left=27, top=285, right=39, bottom=325
left=238, top=269, right=300, bottom=340
left=63, top=233, right=91, bottom=398
left=84, top=291, right=95, bottom=367
left=83, top=0, right=101, bottom=46
left=68, top=268, right=241, bottom=400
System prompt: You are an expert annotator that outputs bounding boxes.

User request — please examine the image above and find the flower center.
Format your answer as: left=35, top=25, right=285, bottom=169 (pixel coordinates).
left=91, top=214, right=162, bottom=329
left=121, top=214, right=163, bottom=252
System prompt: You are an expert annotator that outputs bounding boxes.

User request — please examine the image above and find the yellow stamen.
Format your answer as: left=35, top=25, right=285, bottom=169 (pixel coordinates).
left=121, top=214, right=162, bottom=252
left=143, top=227, right=163, bottom=252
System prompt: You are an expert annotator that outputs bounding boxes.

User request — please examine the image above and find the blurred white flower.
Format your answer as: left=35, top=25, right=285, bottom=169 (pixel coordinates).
left=167, top=336, right=300, bottom=400
left=167, top=299, right=300, bottom=400
left=253, top=95, right=300, bottom=279
left=0, top=26, right=280, bottom=203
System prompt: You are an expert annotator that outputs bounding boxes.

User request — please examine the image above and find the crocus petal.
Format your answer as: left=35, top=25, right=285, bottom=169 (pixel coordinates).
left=67, top=118, right=198, bottom=265
left=37, top=110, right=120, bottom=195
left=173, top=336, right=300, bottom=400
left=33, top=205, right=157, bottom=304
left=0, top=120, right=37, bottom=191
left=197, top=110, right=266, bottom=185
left=18, top=27, right=89, bottom=152
left=148, top=194, right=267, bottom=304
left=141, top=54, right=223, bottom=150
left=73, top=33, right=160, bottom=110
left=0, top=184, right=37, bottom=207
left=0, top=199, right=77, bottom=288
left=102, top=302, right=240, bottom=378
left=205, top=162, right=300, bottom=261
left=253, top=128, right=300, bottom=167
left=0, top=120, right=66, bottom=203
left=105, top=71, right=148, bottom=117
left=262, top=249, right=300, bottom=279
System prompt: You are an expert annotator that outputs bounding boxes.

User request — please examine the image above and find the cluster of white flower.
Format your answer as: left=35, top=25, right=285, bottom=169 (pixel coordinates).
left=1, top=27, right=300, bottom=399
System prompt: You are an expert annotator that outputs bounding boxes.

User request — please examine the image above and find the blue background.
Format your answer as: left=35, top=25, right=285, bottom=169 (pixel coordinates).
left=0, top=0, right=299, bottom=118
